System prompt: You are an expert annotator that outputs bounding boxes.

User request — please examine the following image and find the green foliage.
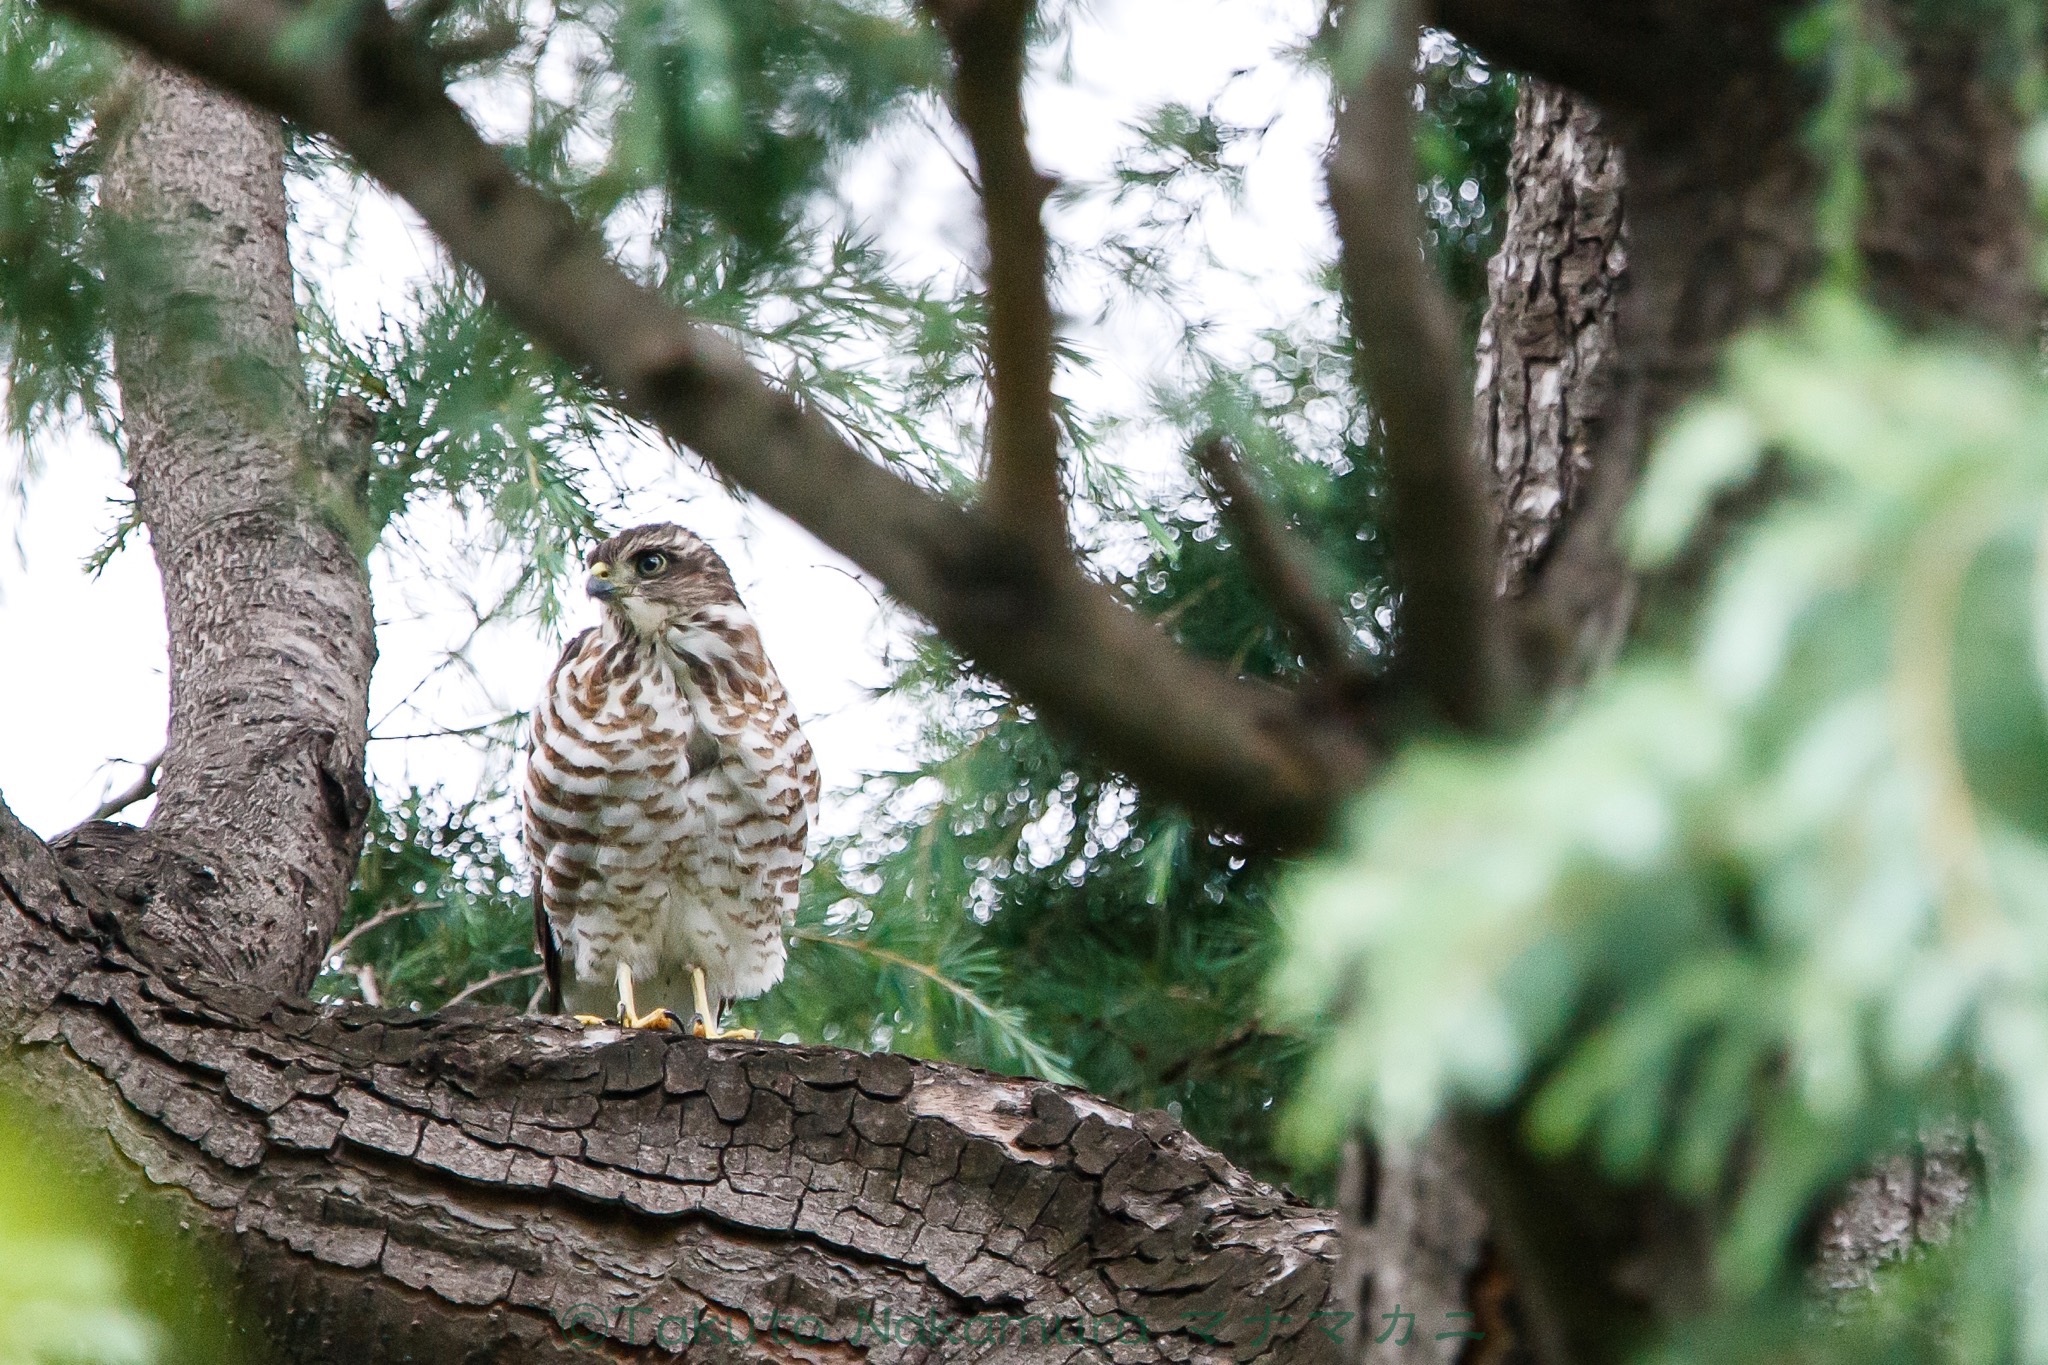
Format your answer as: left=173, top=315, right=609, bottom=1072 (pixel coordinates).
left=314, top=786, right=543, bottom=1013
left=1414, top=34, right=1515, bottom=326
left=1277, top=292, right=2048, bottom=1357
left=0, top=1091, right=242, bottom=1365
left=590, top=0, right=941, bottom=248
left=0, top=0, right=113, bottom=445
left=302, top=277, right=612, bottom=620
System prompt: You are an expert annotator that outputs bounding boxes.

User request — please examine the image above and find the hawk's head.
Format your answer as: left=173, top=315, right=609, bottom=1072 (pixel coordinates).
left=585, top=523, right=741, bottom=639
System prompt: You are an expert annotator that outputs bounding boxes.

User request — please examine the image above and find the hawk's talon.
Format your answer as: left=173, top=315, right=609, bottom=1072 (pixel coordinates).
left=688, top=1016, right=755, bottom=1041
left=571, top=1014, right=611, bottom=1027
left=624, top=1007, right=681, bottom=1031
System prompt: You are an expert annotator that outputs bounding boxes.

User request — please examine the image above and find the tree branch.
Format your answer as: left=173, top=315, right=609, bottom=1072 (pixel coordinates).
left=929, top=0, right=1067, bottom=551
left=44, top=0, right=1370, bottom=849
left=1327, top=0, right=1511, bottom=730
left=84, top=750, right=163, bottom=824
left=0, top=797, right=1344, bottom=1364
left=1191, top=436, right=1366, bottom=688
left=790, top=929, right=1072, bottom=1082
left=325, top=898, right=442, bottom=964
left=1427, top=0, right=1793, bottom=112
left=442, top=962, right=542, bottom=1007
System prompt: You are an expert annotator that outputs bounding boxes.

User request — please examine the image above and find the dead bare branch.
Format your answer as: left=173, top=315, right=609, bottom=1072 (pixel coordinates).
left=1327, top=0, right=1512, bottom=729
left=443, top=962, right=543, bottom=1007
left=84, top=749, right=163, bottom=824
left=1191, top=436, right=1365, bottom=686
left=325, top=898, right=441, bottom=964
left=929, top=0, right=1066, bottom=552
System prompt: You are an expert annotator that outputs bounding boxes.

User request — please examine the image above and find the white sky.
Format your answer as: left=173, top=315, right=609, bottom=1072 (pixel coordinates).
left=0, top=0, right=1334, bottom=842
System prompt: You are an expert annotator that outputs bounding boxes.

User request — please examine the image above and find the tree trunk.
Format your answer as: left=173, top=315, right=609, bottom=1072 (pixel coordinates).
left=1467, top=5, right=2036, bottom=688
left=85, top=60, right=375, bottom=996
left=3, top=797, right=1339, bottom=1362
left=1472, top=79, right=1625, bottom=602
left=1328, top=1130, right=1493, bottom=1365
left=1400, top=9, right=2036, bottom=1364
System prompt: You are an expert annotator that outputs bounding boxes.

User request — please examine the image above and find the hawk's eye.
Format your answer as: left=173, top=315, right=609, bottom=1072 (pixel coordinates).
left=632, top=551, right=669, bottom=576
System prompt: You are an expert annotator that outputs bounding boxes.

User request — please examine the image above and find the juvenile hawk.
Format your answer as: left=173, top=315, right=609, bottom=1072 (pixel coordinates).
left=523, top=523, right=819, bottom=1036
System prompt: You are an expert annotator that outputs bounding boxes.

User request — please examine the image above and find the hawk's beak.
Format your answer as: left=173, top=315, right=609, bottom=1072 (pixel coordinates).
left=586, top=562, right=618, bottom=601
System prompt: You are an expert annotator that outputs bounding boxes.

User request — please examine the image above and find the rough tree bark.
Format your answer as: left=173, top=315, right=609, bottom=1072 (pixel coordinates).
left=75, top=61, right=376, bottom=995
left=1472, top=81, right=1625, bottom=602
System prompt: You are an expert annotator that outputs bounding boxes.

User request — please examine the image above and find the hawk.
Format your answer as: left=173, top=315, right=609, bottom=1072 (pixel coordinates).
left=523, top=523, right=819, bottom=1037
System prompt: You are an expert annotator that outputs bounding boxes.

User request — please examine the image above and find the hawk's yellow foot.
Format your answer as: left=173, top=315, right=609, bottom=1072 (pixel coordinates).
left=689, top=965, right=756, bottom=1040
left=612, top=964, right=682, bottom=1031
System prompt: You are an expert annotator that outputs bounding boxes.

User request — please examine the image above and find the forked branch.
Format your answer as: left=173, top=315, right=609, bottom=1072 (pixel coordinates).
left=1327, top=0, right=1511, bottom=729
left=929, top=0, right=1067, bottom=552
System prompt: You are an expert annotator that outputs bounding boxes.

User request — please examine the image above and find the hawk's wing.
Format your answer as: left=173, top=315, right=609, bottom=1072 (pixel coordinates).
left=526, top=627, right=593, bottom=1016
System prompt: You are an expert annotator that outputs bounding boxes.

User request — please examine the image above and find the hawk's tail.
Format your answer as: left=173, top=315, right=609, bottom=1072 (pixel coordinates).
left=533, top=871, right=563, bottom=1014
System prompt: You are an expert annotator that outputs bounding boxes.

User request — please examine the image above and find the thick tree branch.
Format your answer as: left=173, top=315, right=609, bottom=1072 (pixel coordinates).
left=930, top=0, right=1067, bottom=552
left=99, top=63, right=376, bottom=993
left=43, top=0, right=1368, bottom=849
left=1327, top=0, right=1510, bottom=730
left=1428, top=1, right=1801, bottom=113
left=1, top=795, right=1342, bottom=1363
left=1191, top=436, right=1364, bottom=687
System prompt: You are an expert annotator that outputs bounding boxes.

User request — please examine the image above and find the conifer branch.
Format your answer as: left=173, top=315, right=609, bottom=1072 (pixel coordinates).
left=791, top=930, right=1074, bottom=1081
left=929, top=0, right=1067, bottom=553
left=326, top=897, right=441, bottom=963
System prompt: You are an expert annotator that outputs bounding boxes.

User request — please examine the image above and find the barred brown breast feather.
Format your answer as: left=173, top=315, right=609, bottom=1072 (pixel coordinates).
left=521, top=523, right=816, bottom=1024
